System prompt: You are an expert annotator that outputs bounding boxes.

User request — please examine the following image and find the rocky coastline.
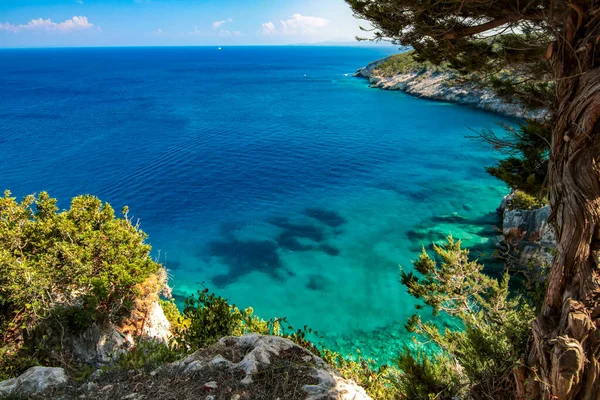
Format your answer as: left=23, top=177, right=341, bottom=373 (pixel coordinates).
left=355, top=55, right=547, bottom=120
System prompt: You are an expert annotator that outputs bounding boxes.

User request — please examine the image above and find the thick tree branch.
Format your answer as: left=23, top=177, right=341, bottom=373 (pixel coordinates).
left=443, top=11, right=546, bottom=39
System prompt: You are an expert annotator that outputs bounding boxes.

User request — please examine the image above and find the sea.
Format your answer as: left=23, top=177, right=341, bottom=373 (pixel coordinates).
left=0, top=46, right=514, bottom=362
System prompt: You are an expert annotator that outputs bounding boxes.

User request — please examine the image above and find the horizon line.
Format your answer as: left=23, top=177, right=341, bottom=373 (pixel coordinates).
left=0, top=43, right=398, bottom=50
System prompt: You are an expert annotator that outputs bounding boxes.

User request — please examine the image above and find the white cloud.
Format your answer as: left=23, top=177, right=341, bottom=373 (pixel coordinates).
left=261, top=14, right=329, bottom=36
left=212, top=18, right=232, bottom=29
left=261, top=21, right=276, bottom=35
left=0, top=16, right=95, bottom=33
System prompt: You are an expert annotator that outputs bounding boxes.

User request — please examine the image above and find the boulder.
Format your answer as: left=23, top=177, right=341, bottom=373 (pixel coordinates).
left=0, top=366, right=67, bottom=397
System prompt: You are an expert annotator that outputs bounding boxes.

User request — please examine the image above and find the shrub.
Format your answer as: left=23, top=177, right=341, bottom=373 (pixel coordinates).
left=174, top=288, right=282, bottom=351
left=399, top=237, right=535, bottom=399
left=509, top=190, right=546, bottom=210
left=395, top=349, right=466, bottom=400
left=159, top=298, right=189, bottom=333
left=0, top=191, right=162, bottom=378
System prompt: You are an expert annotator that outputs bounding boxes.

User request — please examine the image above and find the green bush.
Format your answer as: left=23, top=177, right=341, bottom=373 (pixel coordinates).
left=395, top=349, right=466, bottom=400
left=510, top=190, right=546, bottom=210
left=174, top=288, right=281, bottom=351
left=0, top=191, right=162, bottom=379
left=399, top=237, right=535, bottom=399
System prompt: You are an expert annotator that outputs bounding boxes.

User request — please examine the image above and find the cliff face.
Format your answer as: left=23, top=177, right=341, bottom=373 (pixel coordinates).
left=355, top=55, right=547, bottom=120
left=498, top=192, right=556, bottom=270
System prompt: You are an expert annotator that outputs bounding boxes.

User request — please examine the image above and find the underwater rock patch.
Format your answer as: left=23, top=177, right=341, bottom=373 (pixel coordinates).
left=267, top=217, right=325, bottom=243
left=303, top=208, right=346, bottom=228
left=319, top=244, right=340, bottom=256
left=207, top=238, right=287, bottom=288
left=306, top=274, right=328, bottom=291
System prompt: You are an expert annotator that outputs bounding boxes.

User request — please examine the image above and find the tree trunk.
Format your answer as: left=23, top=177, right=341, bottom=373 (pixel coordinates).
left=523, top=2, right=600, bottom=399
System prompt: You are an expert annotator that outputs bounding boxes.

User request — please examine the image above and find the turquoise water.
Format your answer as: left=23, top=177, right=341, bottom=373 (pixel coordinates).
left=0, top=46, right=511, bottom=361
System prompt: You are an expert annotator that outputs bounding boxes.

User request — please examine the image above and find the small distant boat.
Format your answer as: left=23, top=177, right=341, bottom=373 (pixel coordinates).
left=218, top=47, right=222, bottom=50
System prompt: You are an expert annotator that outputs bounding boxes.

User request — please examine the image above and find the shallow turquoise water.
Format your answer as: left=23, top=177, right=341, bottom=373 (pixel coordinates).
left=0, top=46, right=512, bottom=361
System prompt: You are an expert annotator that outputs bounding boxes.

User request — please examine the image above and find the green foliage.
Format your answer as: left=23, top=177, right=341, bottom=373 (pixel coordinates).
left=478, top=120, right=551, bottom=198
left=399, top=237, right=535, bottom=399
left=373, top=51, right=446, bottom=77
left=0, top=191, right=162, bottom=378
left=395, top=349, right=466, bottom=400
left=159, top=299, right=189, bottom=333
left=117, top=338, right=183, bottom=372
left=174, top=288, right=281, bottom=351
left=510, top=190, right=547, bottom=210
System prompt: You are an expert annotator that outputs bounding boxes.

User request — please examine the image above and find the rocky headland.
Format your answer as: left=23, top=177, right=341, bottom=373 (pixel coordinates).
left=355, top=53, right=547, bottom=120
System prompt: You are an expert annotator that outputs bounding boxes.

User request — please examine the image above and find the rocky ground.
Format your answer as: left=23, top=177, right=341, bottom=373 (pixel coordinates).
left=0, top=335, right=370, bottom=400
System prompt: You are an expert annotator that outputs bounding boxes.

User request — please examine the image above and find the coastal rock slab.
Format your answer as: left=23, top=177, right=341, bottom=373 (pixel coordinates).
left=170, top=334, right=371, bottom=400
left=0, top=366, right=67, bottom=397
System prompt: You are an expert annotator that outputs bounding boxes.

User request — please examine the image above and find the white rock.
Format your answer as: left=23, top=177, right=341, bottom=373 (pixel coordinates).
left=204, top=381, right=218, bottom=390
left=0, top=366, right=67, bottom=397
left=142, top=301, right=172, bottom=344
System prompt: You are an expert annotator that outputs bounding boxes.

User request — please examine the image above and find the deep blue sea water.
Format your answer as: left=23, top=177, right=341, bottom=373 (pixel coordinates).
left=0, top=46, right=512, bottom=361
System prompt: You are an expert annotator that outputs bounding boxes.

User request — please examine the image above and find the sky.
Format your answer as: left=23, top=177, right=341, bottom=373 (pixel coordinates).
left=0, top=0, right=381, bottom=47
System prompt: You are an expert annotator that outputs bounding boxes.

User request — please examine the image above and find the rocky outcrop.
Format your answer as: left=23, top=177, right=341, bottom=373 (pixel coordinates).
left=355, top=55, right=547, bottom=120
left=18, top=334, right=371, bottom=400
left=0, top=367, right=67, bottom=398
left=58, top=272, right=172, bottom=367
left=498, top=192, right=556, bottom=269
left=169, top=334, right=371, bottom=400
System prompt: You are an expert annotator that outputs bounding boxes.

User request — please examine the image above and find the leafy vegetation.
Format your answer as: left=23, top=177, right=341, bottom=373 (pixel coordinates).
left=373, top=51, right=447, bottom=77
left=0, top=191, right=162, bottom=379
left=509, top=190, right=547, bottom=211
left=477, top=120, right=551, bottom=200
left=399, top=237, right=535, bottom=399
